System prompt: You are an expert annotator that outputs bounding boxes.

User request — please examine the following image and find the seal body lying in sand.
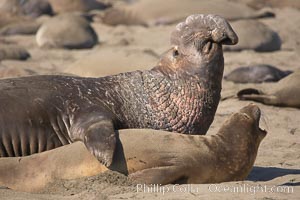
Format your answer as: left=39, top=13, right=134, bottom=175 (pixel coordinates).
left=238, top=70, right=300, bottom=108
left=224, top=64, right=292, bottom=83
left=0, top=45, right=30, bottom=61
left=0, top=104, right=267, bottom=192
left=0, top=14, right=238, bottom=166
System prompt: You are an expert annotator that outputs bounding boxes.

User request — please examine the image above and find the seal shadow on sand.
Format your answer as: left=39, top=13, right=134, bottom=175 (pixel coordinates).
left=247, top=166, right=300, bottom=185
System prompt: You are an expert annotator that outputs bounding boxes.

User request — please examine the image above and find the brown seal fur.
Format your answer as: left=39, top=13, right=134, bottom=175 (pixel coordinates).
left=0, top=14, right=238, bottom=167
left=238, top=70, right=300, bottom=108
left=0, top=104, right=267, bottom=192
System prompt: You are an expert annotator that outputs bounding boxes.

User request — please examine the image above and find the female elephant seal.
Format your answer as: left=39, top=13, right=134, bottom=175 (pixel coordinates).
left=0, top=104, right=267, bottom=192
left=0, top=14, right=238, bottom=166
left=238, top=70, right=300, bottom=108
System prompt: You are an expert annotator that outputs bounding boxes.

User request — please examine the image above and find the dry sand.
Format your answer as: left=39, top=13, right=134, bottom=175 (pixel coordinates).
left=0, top=1, right=299, bottom=199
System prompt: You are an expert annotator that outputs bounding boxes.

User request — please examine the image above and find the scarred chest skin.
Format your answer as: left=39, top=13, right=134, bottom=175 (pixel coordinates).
left=94, top=64, right=223, bottom=134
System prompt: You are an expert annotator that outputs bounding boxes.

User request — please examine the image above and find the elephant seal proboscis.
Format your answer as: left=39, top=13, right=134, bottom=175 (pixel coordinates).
left=0, top=14, right=238, bottom=167
left=0, top=104, right=267, bottom=192
left=237, top=70, right=300, bottom=108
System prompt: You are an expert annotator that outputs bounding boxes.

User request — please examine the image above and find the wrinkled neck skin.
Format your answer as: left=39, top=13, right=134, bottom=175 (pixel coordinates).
left=91, top=52, right=224, bottom=135
left=148, top=48, right=224, bottom=134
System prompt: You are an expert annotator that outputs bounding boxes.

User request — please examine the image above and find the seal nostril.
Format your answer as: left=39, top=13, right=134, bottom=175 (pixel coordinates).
left=173, top=49, right=179, bottom=57
left=221, top=37, right=234, bottom=45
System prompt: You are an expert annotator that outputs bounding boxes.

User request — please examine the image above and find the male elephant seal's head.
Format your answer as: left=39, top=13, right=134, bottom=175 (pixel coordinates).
left=157, top=14, right=238, bottom=77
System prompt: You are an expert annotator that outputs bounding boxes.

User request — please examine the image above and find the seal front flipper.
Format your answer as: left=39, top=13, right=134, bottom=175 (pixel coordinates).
left=237, top=88, right=278, bottom=105
left=83, top=119, right=116, bottom=167
left=69, top=113, right=116, bottom=167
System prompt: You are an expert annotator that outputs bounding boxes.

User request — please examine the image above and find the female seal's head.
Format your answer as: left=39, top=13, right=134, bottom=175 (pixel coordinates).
left=228, top=104, right=267, bottom=145
left=239, top=103, right=267, bottom=142
left=157, top=14, right=238, bottom=78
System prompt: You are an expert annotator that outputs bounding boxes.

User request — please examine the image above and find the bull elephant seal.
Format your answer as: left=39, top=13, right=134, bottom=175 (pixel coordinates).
left=0, top=104, right=267, bottom=192
left=238, top=70, right=300, bottom=108
left=0, top=14, right=238, bottom=167
left=224, top=64, right=292, bottom=83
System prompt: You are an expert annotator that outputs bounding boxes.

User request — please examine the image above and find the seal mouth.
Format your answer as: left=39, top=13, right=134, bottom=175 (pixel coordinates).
left=254, top=107, right=268, bottom=136
left=195, top=39, right=215, bottom=54
left=203, top=41, right=213, bottom=54
left=194, top=39, right=218, bottom=55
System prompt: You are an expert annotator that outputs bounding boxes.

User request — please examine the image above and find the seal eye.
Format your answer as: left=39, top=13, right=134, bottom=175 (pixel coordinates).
left=173, top=49, right=179, bottom=57
left=242, top=113, right=251, bottom=120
